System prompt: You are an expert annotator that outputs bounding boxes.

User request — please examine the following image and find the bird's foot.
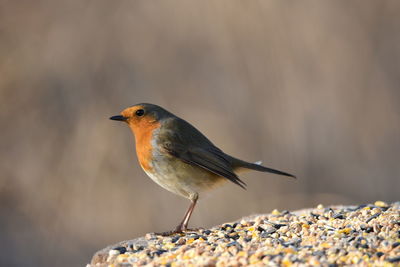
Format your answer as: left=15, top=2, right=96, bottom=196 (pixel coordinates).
left=185, top=227, right=204, bottom=233
left=154, top=225, right=185, bottom=236
left=154, top=230, right=183, bottom=237
left=154, top=226, right=204, bottom=237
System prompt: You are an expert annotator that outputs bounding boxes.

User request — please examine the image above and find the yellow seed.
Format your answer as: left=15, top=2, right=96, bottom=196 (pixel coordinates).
left=309, top=258, right=320, bottom=265
left=186, top=238, right=195, bottom=244
left=338, top=228, right=351, bottom=234
left=237, top=251, right=247, bottom=257
left=164, top=243, right=175, bottom=250
left=248, top=226, right=255, bottom=232
left=374, top=200, right=388, bottom=208
left=249, top=259, right=260, bottom=265
left=282, top=258, right=292, bottom=266
left=283, top=247, right=295, bottom=254
left=249, top=255, right=260, bottom=264
left=320, top=242, right=331, bottom=249
left=362, top=255, right=370, bottom=261
left=116, top=254, right=129, bottom=262
left=272, top=209, right=281, bottom=215
left=338, top=256, right=347, bottom=263
left=351, top=256, right=360, bottom=264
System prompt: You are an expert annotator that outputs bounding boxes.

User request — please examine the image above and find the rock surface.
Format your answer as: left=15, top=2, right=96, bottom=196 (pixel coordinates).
left=89, top=201, right=400, bottom=266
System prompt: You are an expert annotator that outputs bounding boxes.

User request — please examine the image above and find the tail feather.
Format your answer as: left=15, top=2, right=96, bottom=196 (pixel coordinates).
left=230, top=157, right=296, bottom=179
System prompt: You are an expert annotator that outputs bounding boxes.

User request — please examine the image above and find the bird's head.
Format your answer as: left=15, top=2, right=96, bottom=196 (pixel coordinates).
left=110, top=103, right=171, bottom=134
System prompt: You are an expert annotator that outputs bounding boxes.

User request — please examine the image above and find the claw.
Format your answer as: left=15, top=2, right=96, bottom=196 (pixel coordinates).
left=154, top=227, right=204, bottom=236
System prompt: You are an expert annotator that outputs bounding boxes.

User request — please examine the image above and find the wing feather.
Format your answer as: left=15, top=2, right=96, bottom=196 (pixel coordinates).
left=161, top=119, right=246, bottom=189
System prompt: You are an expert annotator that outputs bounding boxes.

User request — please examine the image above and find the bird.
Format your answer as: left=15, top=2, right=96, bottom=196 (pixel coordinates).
left=110, top=103, right=295, bottom=235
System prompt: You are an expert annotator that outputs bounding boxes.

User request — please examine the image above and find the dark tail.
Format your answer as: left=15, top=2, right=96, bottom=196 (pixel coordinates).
left=230, top=157, right=296, bottom=179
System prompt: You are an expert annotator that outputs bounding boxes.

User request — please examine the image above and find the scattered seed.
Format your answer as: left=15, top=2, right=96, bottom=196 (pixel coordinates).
left=90, top=202, right=400, bottom=267
left=366, top=213, right=381, bottom=223
left=112, top=246, right=127, bottom=254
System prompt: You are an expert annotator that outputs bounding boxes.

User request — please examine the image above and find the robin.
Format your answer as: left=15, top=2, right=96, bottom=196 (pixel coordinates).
left=110, top=103, right=295, bottom=235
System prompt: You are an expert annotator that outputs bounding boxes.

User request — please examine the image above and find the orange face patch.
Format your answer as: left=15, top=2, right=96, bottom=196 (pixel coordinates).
left=121, top=106, right=160, bottom=171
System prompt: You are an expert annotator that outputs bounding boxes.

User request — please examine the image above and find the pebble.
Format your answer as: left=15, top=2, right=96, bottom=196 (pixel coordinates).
left=375, top=201, right=388, bottom=208
left=271, top=209, right=281, bottom=215
left=90, top=201, right=400, bottom=266
left=388, top=255, right=400, bottom=263
left=108, top=249, right=120, bottom=256
left=113, top=246, right=127, bottom=254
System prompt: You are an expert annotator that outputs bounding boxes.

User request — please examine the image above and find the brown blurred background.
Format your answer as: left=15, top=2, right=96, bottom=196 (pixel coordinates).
left=1, top=1, right=399, bottom=266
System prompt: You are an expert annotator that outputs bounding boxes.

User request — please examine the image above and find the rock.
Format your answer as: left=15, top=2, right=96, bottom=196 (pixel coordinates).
left=89, top=202, right=400, bottom=266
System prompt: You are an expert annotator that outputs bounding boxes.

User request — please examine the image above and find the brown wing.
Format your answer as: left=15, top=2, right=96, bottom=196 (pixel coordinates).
left=161, top=118, right=246, bottom=189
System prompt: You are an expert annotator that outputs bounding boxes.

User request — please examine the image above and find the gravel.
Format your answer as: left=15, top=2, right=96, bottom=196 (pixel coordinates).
left=89, top=201, right=400, bottom=266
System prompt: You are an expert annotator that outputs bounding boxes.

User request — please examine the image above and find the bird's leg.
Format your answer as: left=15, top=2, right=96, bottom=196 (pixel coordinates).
left=175, top=195, right=198, bottom=232
left=155, top=194, right=198, bottom=236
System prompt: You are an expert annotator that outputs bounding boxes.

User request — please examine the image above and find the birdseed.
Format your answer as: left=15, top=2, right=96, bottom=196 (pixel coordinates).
left=90, top=201, right=400, bottom=266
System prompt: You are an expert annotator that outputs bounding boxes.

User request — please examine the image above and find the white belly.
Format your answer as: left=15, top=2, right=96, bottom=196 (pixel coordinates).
left=142, top=154, right=226, bottom=200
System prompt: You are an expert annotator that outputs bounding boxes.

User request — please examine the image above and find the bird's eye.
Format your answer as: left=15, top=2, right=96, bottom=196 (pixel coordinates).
left=135, top=109, right=145, bottom=117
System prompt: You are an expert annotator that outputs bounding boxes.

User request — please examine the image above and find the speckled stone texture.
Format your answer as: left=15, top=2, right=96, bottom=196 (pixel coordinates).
left=89, top=201, right=399, bottom=266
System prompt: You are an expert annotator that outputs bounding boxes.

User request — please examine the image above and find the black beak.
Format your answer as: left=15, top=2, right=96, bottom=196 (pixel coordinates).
left=110, top=115, right=128, bottom=121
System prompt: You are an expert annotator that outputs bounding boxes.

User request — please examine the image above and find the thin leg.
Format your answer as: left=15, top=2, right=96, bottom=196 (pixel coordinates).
left=177, top=197, right=197, bottom=231
left=155, top=194, right=199, bottom=236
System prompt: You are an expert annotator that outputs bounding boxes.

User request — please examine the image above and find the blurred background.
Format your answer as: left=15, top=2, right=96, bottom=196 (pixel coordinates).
left=1, top=1, right=399, bottom=266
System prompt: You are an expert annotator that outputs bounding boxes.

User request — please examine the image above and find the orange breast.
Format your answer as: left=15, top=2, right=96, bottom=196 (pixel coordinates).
left=131, top=121, right=161, bottom=172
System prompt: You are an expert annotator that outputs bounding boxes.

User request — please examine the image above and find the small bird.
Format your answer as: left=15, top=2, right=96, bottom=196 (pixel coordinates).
left=110, top=103, right=295, bottom=235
